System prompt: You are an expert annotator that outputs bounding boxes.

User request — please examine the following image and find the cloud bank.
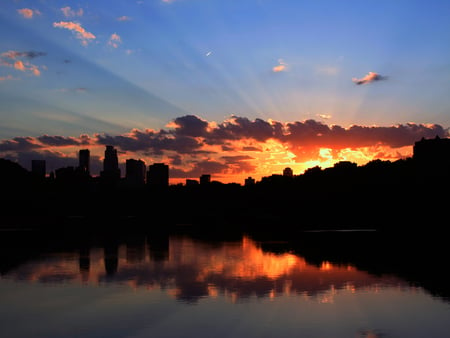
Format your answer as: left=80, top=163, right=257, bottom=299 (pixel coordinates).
left=1, top=116, right=446, bottom=181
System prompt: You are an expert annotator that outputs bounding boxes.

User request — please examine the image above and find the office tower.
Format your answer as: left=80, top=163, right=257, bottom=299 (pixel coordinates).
left=31, top=160, right=46, bottom=179
left=101, top=145, right=121, bottom=180
left=126, top=159, right=146, bottom=186
left=200, top=174, right=211, bottom=185
left=147, top=163, right=169, bottom=187
left=283, top=167, right=293, bottom=177
left=79, top=149, right=90, bottom=175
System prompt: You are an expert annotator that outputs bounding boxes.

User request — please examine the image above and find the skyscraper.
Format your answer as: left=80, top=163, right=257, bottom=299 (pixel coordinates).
left=126, top=159, right=146, bottom=186
left=79, top=149, right=90, bottom=175
left=147, top=163, right=169, bottom=187
left=100, top=145, right=121, bottom=181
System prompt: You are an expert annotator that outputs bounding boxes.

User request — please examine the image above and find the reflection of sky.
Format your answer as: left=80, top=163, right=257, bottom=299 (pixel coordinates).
left=2, top=236, right=408, bottom=303
left=1, top=236, right=450, bottom=338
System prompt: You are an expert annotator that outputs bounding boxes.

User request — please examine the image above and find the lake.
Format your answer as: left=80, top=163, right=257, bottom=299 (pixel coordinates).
left=0, top=230, right=449, bottom=338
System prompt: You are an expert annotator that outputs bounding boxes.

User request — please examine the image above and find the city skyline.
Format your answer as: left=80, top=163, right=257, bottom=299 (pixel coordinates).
left=1, top=1, right=450, bottom=183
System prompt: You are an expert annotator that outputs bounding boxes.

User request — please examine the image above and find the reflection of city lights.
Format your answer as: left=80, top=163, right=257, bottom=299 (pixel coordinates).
left=320, top=261, right=333, bottom=270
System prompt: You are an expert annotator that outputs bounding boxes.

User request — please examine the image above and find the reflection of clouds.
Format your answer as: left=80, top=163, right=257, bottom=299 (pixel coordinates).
left=2, top=237, right=407, bottom=303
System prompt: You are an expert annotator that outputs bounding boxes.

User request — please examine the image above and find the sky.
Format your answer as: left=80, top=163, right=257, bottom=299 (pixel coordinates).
left=1, top=0, right=450, bottom=183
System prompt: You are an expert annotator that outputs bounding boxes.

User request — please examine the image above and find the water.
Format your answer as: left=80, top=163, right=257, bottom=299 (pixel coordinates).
left=0, top=231, right=449, bottom=338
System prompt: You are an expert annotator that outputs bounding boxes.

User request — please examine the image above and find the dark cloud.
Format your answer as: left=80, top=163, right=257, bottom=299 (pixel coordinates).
left=172, top=115, right=208, bottom=137
left=1, top=50, right=47, bottom=59
left=208, top=116, right=282, bottom=143
left=96, top=129, right=204, bottom=154
left=283, top=120, right=447, bottom=149
left=242, top=146, right=262, bottom=152
left=37, top=134, right=91, bottom=147
left=0, top=137, right=42, bottom=152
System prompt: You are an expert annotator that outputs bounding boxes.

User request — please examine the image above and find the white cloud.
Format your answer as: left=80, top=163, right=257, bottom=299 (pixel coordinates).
left=61, top=7, right=83, bottom=18
left=108, top=33, right=122, bottom=48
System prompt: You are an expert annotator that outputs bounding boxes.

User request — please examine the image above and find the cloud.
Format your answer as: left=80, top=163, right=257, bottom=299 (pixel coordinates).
left=117, top=16, right=132, bottom=22
left=53, top=21, right=96, bottom=46
left=17, top=8, right=40, bottom=19
left=0, top=134, right=91, bottom=152
left=61, top=7, right=83, bottom=18
left=37, top=134, right=91, bottom=147
left=108, top=33, right=122, bottom=48
left=0, top=75, right=13, bottom=81
left=273, top=59, right=288, bottom=73
left=0, top=50, right=45, bottom=77
left=352, top=71, right=387, bottom=85
left=0, top=137, right=42, bottom=152
left=317, top=114, right=332, bottom=120
left=169, top=115, right=209, bottom=137
left=95, top=128, right=204, bottom=154
left=1, top=51, right=46, bottom=59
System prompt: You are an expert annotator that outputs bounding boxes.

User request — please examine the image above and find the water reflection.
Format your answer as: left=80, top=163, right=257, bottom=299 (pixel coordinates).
left=1, top=235, right=409, bottom=303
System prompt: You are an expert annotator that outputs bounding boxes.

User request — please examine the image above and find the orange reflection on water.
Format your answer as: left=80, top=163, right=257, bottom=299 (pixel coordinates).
left=1, top=235, right=409, bottom=303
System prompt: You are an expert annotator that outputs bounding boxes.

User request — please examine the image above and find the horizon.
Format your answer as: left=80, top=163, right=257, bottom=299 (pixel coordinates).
left=1, top=0, right=450, bottom=184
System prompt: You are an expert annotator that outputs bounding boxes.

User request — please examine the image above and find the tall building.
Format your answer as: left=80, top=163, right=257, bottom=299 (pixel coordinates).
left=126, top=159, right=146, bottom=186
left=100, top=145, right=121, bottom=181
left=283, top=167, right=293, bottom=177
left=200, top=174, right=211, bottom=185
left=31, top=160, right=46, bottom=179
left=78, top=149, right=90, bottom=175
left=147, top=163, right=169, bottom=187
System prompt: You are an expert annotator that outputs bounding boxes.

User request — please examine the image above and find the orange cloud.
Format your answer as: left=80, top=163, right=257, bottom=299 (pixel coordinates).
left=0, top=50, right=44, bottom=77
left=272, top=59, right=288, bottom=73
left=53, top=21, right=96, bottom=45
left=352, top=71, right=387, bottom=85
left=13, top=60, right=25, bottom=71
left=17, top=8, right=40, bottom=19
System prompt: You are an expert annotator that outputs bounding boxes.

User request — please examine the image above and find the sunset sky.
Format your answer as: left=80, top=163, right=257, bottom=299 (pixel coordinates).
left=1, top=0, right=450, bottom=183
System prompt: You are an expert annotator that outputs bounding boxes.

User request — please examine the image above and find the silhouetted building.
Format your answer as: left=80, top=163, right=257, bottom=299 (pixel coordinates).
left=55, top=166, right=75, bottom=182
left=414, top=136, right=450, bottom=165
left=200, top=174, right=211, bottom=185
left=283, top=167, right=293, bottom=177
left=147, top=163, right=169, bottom=187
left=100, top=145, right=121, bottom=181
left=186, top=179, right=199, bottom=186
left=126, top=159, right=146, bottom=186
left=31, top=160, right=46, bottom=179
left=245, top=176, right=255, bottom=186
left=78, top=149, right=90, bottom=175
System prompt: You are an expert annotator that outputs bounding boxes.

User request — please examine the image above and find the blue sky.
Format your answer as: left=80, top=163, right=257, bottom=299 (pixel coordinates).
left=1, top=0, right=450, bottom=181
